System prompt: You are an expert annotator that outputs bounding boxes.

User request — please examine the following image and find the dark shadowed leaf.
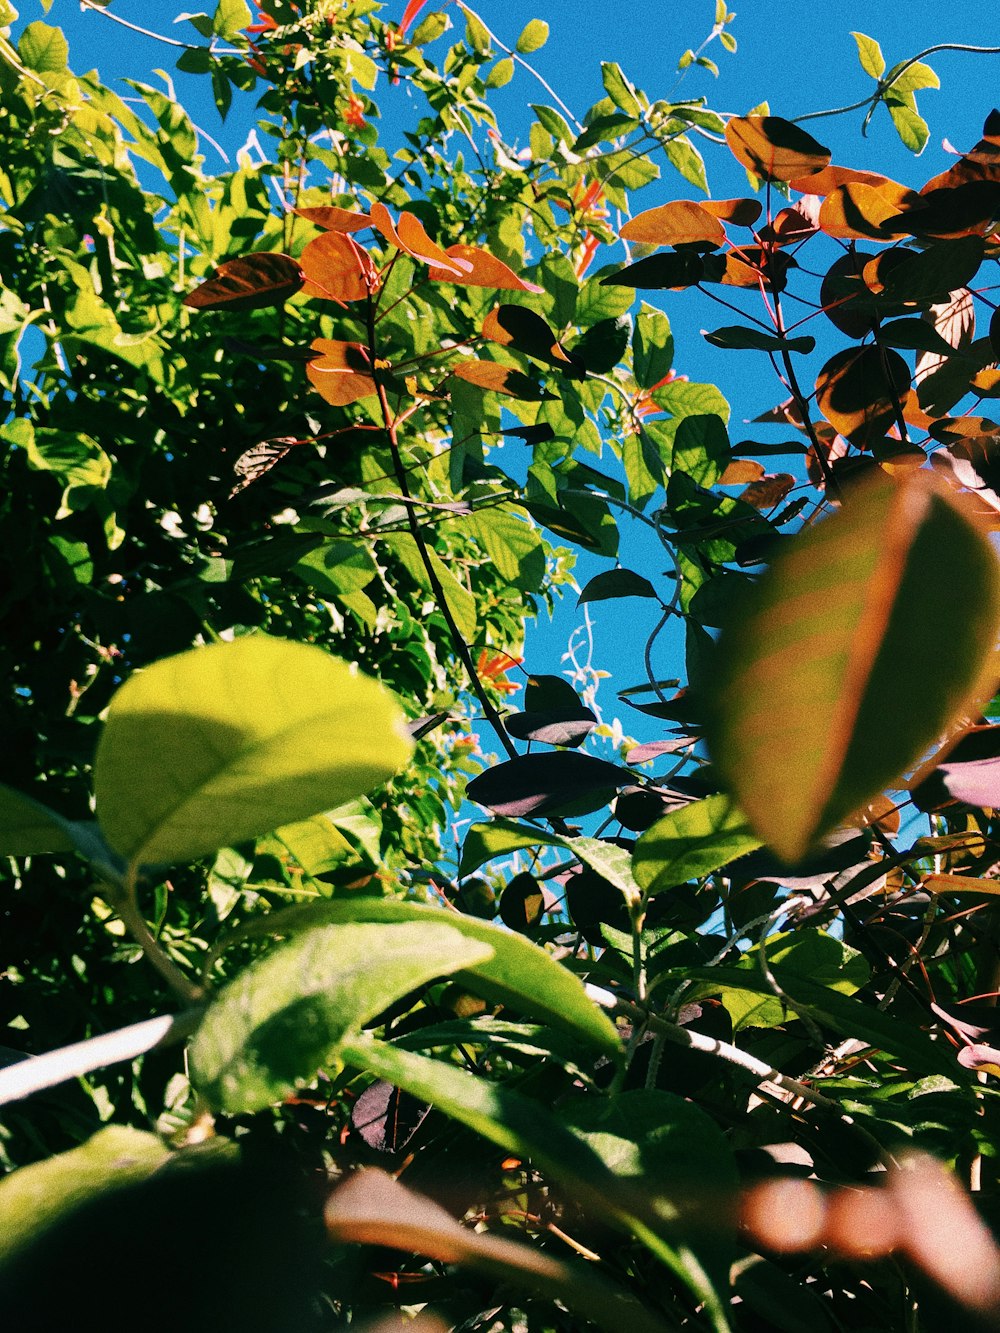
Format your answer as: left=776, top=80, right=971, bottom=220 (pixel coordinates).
left=0, top=783, right=76, bottom=855
left=578, top=568, right=658, bottom=604
left=875, top=236, right=985, bottom=305
left=467, top=752, right=630, bottom=818
left=182, top=252, right=304, bottom=311
left=725, top=116, right=830, bottom=182
left=815, top=345, right=910, bottom=448
left=571, top=316, right=631, bottom=374
left=601, top=252, right=705, bottom=290
left=703, top=326, right=814, bottom=354
left=881, top=180, right=1000, bottom=239
left=351, top=1081, right=430, bottom=1152
left=504, top=707, right=597, bottom=748
left=482, top=306, right=585, bottom=377
left=498, top=872, right=547, bottom=931
left=707, top=470, right=1000, bottom=863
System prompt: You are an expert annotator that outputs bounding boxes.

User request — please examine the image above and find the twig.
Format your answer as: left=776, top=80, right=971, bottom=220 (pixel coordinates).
left=0, top=1010, right=200, bottom=1107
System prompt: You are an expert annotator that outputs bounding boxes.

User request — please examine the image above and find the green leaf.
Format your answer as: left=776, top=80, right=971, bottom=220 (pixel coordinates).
left=18, top=19, right=67, bottom=73
left=383, top=531, right=478, bottom=641
left=601, top=61, right=643, bottom=116
left=851, top=31, right=885, bottom=80
left=243, top=897, right=622, bottom=1056
left=464, top=506, right=546, bottom=593
left=515, top=19, right=549, bottom=53
left=460, top=816, right=566, bottom=875
left=571, top=315, right=631, bottom=374
left=211, top=0, right=250, bottom=39
left=0, top=1127, right=171, bottom=1265
left=632, top=795, right=762, bottom=893
left=338, top=1035, right=727, bottom=1324
left=672, top=413, right=730, bottom=488
left=190, top=922, right=493, bottom=1112
left=94, top=636, right=414, bottom=867
left=464, top=10, right=490, bottom=52
left=721, top=929, right=869, bottom=1030
left=887, top=59, right=940, bottom=95
left=662, top=134, right=708, bottom=193
left=578, top=568, right=658, bottom=604
left=411, top=10, right=449, bottom=44
left=887, top=99, right=929, bottom=154
left=531, top=103, right=573, bottom=146
left=633, top=305, right=674, bottom=390
left=0, top=783, right=76, bottom=855
left=678, top=966, right=954, bottom=1075
left=707, top=470, right=1000, bottom=863
left=703, top=326, right=815, bottom=354
left=486, top=56, right=514, bottom=88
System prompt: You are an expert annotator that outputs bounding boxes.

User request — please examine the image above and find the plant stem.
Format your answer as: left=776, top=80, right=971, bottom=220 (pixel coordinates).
left=364, top=294, right=519, bottom=761
left=115, top=867, right=204, bottom=1004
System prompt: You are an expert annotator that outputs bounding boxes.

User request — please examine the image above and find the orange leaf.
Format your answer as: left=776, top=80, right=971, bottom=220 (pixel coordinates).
left=305, top=338, right=376, bottom=406
left=450, top=358, right=551, bottom=400
left=924, top=872, right=1000, bottom=896
left=427, top=243, right=543, bottom=292
left=702, top=198, right=762, bottom=227
left=294, top=205, right=372, bottom=233
left=818, top=181, right=916, bottom=241
left=725, top=115, right=831, bottom=183
left=922, top=109, right=1000, bottom=193
left=740, top=473, right=796, bottom=510
left=789, top=164, right=893, bottom=197
left=815, top=346, right=911, bottom=448
left=182, top=252, right=304, bottom=311
left=719, top=459, right=765, bottom=485
left=370, top=202, right=472, bottom=275
left=620, top=200, right=725, bottom=249
left=300, top=232, right=376, bottom=303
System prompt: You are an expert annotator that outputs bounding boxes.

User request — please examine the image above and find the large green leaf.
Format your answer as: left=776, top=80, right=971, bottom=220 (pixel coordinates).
left=230, top=897, right=621, bottom=1056
left=94, top=637, right=413, bottom=867
left=706, top=470, right=1000, bottom=862
left=633, top=795, right=762, bottom=893
left=189, top=921, right=493, bottom=1112
left=0, top=1127, right=170, bottom=1264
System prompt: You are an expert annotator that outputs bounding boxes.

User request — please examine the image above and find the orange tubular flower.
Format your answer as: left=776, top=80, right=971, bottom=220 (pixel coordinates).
left=398, top=0, right=429, bottom=37
left=246, top=8, right=278, bottom=34
left=476, top=649, right=523, bottom=695
left=344, top=93, right=367, bottom=129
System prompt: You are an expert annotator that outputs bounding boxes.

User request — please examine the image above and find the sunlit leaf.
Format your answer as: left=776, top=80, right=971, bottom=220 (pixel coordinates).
left=230, top=896, right=621, bottom=1055
left=851, top=31, right=885, bottom=80
left=724, top=115, right=830, bottom=182
left=369, top=202, right=472, bottom=275
left=450, top=358, right=552, bottom=400
left=707, top=470, right=1000, bottom=862
left=815, top=345, right=910, bottom=447
left=426, top=243, right=543, bottom=291
left=515, top=19, right=549, bottom=53
left=305, top=338, right=377, bottom=405
left=190, top=922, right=493, bottom=1112
left=94, top=637, right=413, bottom=866
left=293, top=204, right=372, bottom=233
left=182, top=252, right=304, bottom=311
left=703, top=198, right=762, bottom=226
left=633, top=794, right=761, bottom=892
left=300, top=232, right=375, bottom=303
left=818, top=181, right=915, bottom=240
left=620, top=201, right=725, bottom=250
left=789, top=164, right=893, bottom=196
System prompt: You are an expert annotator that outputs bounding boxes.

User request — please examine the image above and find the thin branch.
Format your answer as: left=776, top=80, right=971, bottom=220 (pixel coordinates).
left=0, top=1010, right=200, bottom=1107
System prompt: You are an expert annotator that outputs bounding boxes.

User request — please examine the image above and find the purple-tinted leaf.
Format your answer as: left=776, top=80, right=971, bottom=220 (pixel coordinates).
left=466, top=752, right=630, bottom=818
left=504, top=707, right=597, bottom=748
left=625, top=737, right=695, bottom=764
left=351, top=1079, right=430, bottom=1152
left=939, top=757, right=1000, bottom=807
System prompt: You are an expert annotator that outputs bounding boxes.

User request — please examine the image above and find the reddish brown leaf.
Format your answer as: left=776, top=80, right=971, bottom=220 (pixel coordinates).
left=815, top=346, right=911, bottom=448
left=757, top=200, right=820, bottom=246
left=482, top=305, right=583, bottom=376
left=740, top=472, right=796, bottom=510
left=922, top=110, right=1000, bottom=193
left=719, top=459, right=765, bottom=485
left=300, top=232, right=376, bottom=304
left=620, top=200, right=725, bottom=249
left=712, top=246, right=793, bottom=291
left=182, top=252, right=304, bottom=311
left=294, top=205, right=372, bottom=233
left=449, top=359, right=550, bottom=400
left=305, top=338, right=377, bottom=406
left=725, top=115, right=831, bottom=182
left=426, top=243, right=543, bottom=292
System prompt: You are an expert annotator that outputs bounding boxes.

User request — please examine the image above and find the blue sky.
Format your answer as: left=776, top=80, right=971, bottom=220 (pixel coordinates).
left=18, top=0, right=1000, bottom=748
